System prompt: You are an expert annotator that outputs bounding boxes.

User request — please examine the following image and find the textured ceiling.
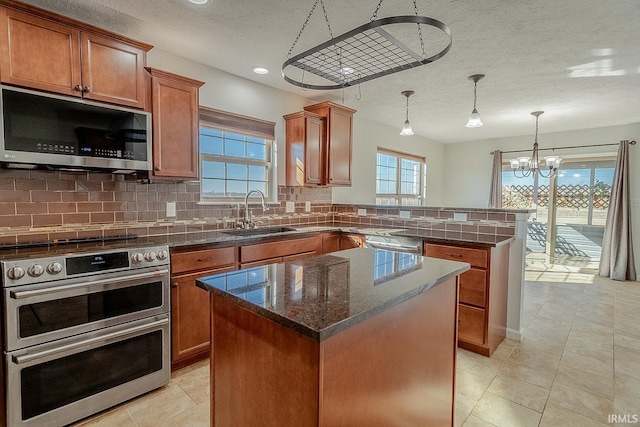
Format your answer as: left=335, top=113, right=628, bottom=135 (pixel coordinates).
left=20, top=0, right=640, bottom=143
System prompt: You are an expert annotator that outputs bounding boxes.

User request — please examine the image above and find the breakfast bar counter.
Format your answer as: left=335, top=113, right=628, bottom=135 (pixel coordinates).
left=196, top=247, right=469, bottom=427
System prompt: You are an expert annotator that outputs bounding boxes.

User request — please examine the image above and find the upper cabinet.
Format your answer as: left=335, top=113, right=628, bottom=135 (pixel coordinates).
left=146, top=68, right=204, bottom=181
left=0, top=4, right=152, bottom=109
left=284, top=101, right=356, bottom=187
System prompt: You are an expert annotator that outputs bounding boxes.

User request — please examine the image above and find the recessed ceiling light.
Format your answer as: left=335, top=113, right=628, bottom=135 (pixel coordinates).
left=253, top=67, right=269, bottom=75
left=188, top=0, right=208, bottom=4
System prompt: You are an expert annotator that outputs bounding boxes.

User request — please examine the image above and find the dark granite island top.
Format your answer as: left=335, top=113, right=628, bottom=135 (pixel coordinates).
left=196, top=247, right=469, bottom=341
left=197, top=248, right=469, bottom=427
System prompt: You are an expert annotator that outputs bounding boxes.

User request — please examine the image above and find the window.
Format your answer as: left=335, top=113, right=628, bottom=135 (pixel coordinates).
left=376, top=148, right=426, bottom=205
left=199, top=107, right=276, bottom=203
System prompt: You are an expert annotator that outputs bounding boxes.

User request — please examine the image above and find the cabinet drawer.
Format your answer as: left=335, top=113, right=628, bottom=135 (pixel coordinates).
left=171, top=246, right=236, bottom=274
left=459, top=268, right=487, bottom=307
left=458, top=304, right=486, bottom=346
left=425, top=244, right=487, bottom=268
left=240, top=236, right=318, bottom=264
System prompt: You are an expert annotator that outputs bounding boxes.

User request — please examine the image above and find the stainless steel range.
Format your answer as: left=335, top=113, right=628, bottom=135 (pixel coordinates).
left=1, top=243, right=171, bottom=427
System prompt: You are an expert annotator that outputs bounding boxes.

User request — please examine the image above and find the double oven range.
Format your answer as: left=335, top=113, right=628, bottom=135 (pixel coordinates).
left=0, top=241, right=171, bottom=426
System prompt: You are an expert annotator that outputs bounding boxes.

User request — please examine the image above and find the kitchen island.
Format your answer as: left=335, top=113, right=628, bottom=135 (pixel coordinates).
left=196, top=247, right=469, bottom=427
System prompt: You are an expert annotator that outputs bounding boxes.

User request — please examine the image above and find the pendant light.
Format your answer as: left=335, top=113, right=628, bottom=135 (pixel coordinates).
left=509, top=111, right=562, bottom=178
left=400, top=90, right=415, bottom=136
left=465, top=74, right=485, bottom=128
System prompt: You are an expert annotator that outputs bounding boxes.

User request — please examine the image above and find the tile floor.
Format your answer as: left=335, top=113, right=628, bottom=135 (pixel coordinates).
left=75, top=268, right=640, bottom=427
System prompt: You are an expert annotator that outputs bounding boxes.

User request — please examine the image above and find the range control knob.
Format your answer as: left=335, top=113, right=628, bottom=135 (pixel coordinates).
left=27, top=264, right=45, bottom=277
left=7, top=266, right=25, bottom=280
left=156, top=250, right=168, bottom=261
left=144, top=252, right=156, bottom=262
left=131, top=253, right=144, bottom=264
left=46, top=262, right=63, bottom=275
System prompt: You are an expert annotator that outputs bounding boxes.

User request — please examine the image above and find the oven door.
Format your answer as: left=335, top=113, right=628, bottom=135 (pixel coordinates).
left=5, top=314, right=170, bottom=427
left=3, top=266, right=169, bottom=351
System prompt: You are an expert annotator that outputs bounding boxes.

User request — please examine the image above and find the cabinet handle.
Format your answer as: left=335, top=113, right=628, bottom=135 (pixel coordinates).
left=74, top=84, right=82, bottom=92
left=197, top=257, right=215, bottom=263
left=83, top=86, right=92, bottom=93
left=445, top=253, right=463, bottom=258
left=171, top=282, right=179, bottom=288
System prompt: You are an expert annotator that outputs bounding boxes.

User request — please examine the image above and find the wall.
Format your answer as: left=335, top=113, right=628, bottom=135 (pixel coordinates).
left=332, top=116, right=446, bottom=206
left=442, top=123, right=640, bottom=274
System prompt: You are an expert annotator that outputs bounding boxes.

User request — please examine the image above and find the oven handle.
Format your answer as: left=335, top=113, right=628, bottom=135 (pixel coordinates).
left=9, top=269, right=170, bottom=300
left=11, top=316, right=169, bottom=365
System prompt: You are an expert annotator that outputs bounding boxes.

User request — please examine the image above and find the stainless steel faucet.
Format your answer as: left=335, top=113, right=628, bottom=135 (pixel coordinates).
left=243, top=189, right=268, bottom=228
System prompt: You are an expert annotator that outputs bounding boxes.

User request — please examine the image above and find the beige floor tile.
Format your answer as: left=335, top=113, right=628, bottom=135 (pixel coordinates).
left=171, top=401, right=210, bottom=427
left=539, top=403, right=611, bottom=427
left=471, top=392, right=541, bottom=427
left=527, top=315, right=572, bottom=336
left=170, top=366, right=193, bottom=380
left=555, top=363, right=614, bottom=399
left=615, top=334, right=640, bottom=352
left=572, top=313, right=614, bottom=331
left=560, top=348, right=614, bottom=378
left=486, top=374, right=550, bottom=412
left=615, top=373, right=640, bottom=399
left=73, top=407, right=137, bottom=427
left=455, top=393, right=476, bottom=427
left=487, top=341, right=516, bottom=362
left=517, top=333, right=566, bottom=356
left=462, top=415, right=498, bottom=427
left=457, top=349, right=503, bottom=380
left=126, top=383, right=197, bottom=427
left=175, top=368, right=211, bottom=405
left=457, top=368, right=493, bottom=401
left=615, top=346, right=640, bottom=381
left=548, top=381, right=614, bottom=424
left=507, top=344, right=562, bottom=372
left=501, top=358, right=556, bottom=389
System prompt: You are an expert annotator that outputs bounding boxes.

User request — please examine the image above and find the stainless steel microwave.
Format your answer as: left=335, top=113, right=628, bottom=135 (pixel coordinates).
left=0, top=85, right=151, bottom=172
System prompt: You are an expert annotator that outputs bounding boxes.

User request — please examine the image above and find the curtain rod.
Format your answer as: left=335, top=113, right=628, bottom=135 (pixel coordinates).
left=490, top=140, right=636, bottom=155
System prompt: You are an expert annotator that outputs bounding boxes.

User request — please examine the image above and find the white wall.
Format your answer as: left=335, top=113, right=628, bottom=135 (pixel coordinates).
left=332, top=116, right=446, bottom=206
left=442, top=123, right=640, bottom=273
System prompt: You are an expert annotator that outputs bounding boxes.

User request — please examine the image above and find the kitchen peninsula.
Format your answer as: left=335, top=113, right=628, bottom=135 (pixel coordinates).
left=197, top=247, right=469, bottom=427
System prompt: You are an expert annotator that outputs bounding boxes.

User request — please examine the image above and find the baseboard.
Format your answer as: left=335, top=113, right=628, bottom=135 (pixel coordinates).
left=506, top=327, right=523, bottom=341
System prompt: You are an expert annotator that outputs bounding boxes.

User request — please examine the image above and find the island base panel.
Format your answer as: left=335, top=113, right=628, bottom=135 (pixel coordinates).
left=209, top=276, right=457, bottom=427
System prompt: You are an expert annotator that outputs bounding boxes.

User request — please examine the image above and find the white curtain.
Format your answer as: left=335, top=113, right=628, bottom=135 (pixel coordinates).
left=489, top=150, right=502, bottom=208
left=599, top=140, right=636, bottom=281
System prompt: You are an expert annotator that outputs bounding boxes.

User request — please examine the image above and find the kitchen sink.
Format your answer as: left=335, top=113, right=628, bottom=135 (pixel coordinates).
left=220, top=227, right=297, bottom=236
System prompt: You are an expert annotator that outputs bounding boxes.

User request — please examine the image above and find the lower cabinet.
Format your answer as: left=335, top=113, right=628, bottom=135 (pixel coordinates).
left=170, top=246, right=237, bottom=370
left=340, top=233, right=365, bottom=250
left=424, top=242, right=509, bottom=356
left=321, top=232, right=341, bottom=254
left=239, top=235, right=319, bottom=268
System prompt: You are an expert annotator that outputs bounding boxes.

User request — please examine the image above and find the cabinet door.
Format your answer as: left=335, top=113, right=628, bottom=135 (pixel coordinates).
left=80, top=31, right=147, bottom=109
left=340, top=234, right=364, bottom=250
left=321, top=233, right=341, bottom=253
left=326, top=107, right=352, bottom=186
left=0, top=8, right=82, bottom=97
left=304, top=115, right=324, bottom=185
left=149, top=70, right=202, bottom=179
left=458, top=304, right=486, bottom=346
left=171, top=267, right=234, bottom=365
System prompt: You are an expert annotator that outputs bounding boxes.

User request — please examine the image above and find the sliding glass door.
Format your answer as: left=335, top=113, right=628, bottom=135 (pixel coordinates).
left=502, top=158, right=615, bottom=269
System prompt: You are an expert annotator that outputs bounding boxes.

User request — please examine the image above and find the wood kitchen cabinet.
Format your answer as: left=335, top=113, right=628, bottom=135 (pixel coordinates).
left=239, top=235, right=319, bottom=269
left=424, top=241, right=509, bottom=356
left=0, top=4, right=151, bottom=109
left=340, top=233, right=365, bottom=250
left=320, top=232, right=341, bottom=254
left=170, top=245, right=237, bottom=370
left=284, top=101, right=356, bottom=187
left=146, top=68, right=204, bottom=180
left=284, top=111, right=325, bottom=186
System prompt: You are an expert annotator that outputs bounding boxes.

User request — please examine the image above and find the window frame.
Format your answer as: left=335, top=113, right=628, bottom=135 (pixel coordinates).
left=198, top=107, right=277, bottom=205
left=375, top=147, right=426, bottom=206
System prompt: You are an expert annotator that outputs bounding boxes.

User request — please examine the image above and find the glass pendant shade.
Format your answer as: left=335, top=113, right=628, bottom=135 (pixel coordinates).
left=466, top=108, right=483, bottom=128
left=400, top=120, right=414, bottom=136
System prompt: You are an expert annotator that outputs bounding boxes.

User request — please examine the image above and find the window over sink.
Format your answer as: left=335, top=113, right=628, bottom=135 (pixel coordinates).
left=376, top=148, right=426, bottom=205
left=199, top=107, right=276, bottom=204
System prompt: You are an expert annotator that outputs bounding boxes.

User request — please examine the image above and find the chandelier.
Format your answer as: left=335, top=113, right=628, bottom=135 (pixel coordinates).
left=509, top=111, right=562, bottom=178
left=282, top=0, right=452, bottom=90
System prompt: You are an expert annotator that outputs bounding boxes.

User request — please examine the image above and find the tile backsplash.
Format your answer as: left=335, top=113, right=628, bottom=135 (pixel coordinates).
left=0, top=169, right=333, bottom=243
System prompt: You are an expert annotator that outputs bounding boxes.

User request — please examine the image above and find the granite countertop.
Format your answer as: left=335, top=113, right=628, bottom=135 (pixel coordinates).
left=196, top=247, right=470, bottom=341
left=0, top=224, right=513, bottom=260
